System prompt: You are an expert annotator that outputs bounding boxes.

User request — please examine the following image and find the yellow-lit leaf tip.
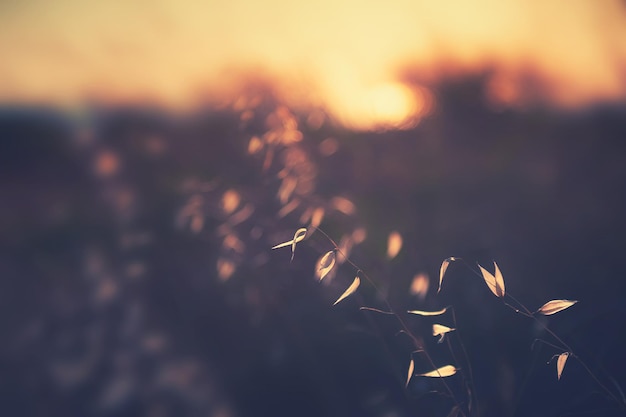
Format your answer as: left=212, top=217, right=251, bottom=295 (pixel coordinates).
left=406, top=359, right=415, bottom=387
left=272, top=228, right=307, bottom=262
left=333, top=277, right=360, bottom=305
left=478, top=262, right=505, bottom=298
left=493, top=261, right=505, bottom=297
left=271, top=227, right=307, bottom=250
left=537, top=300, right=578, bottom=316
left=290, top=227, right=307, bottom=261
left=316, top=250, right=336, bottom=281
left=407, top=307, right=448, bottom=316
left=557, top=352, right=569, bottom=380
left=438, top=257, right=457, bottom=294
left=432, top=324, right=455, bottom=343
left=419, top=365, right=457, bottom=378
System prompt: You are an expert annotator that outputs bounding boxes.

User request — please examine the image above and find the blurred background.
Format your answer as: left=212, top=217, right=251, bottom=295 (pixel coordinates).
left=1, top=1, right=626, bottom=416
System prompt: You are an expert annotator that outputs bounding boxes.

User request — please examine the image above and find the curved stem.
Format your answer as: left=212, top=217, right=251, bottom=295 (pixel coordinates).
left=449, top=307, right=478, bottom=415
left=312, top=226, right=469, bottom=416
left=571, top=353, right=625, bottom=408
left=531, top=338, right=563, bottom=352
left=459, top=260, right=624, bottom=409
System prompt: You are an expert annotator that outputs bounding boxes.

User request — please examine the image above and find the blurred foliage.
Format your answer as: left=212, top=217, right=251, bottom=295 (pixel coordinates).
left=1, top=75, right=626, bottom=417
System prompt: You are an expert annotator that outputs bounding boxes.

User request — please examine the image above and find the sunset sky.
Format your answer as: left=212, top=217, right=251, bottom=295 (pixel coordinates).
left=1, top=0, right=625, bottom=129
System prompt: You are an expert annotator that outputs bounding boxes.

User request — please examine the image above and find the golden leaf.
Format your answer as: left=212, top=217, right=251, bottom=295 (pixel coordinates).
left=406, top=358, right=415, bottom=387
left=438, top=257, right=456, bottom=293
left=271, top=240, right=292, bottom=250
left=494, top=262, right=505, bottom=295
left=333, top=277, right=360, bottom=305
left=272, top=228, right=307, bottom=261
left=387, top=231, right=403, bottom=260
left=557, top=352, right=569, bottom=380
left=407, top=307, right=448, bottom=316
left=537, top=299, right=578, bottom=316
left=271, top=227, right=307, bottom=249
left=316, top=250, right=336, bottom=281
left=289, top=228, right=307, bottom=261
left=478, top=261, right=505, bottom=298
left=432, top=324, right=455, bottom=343
left=418, top=365, right=457, bottom=378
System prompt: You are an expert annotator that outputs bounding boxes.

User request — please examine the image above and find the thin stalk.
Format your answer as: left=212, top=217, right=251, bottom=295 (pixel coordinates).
left=460, top=260, right=624, bottom=409
left=312, top=226, right=469, bottom=416
left=449, top=307, right=478, bottom=415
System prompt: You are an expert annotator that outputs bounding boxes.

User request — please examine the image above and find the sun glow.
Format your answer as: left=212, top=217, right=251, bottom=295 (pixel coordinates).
left=1, top=0, right=625, bottom=130
left=321, top=80, right=426, bottom=131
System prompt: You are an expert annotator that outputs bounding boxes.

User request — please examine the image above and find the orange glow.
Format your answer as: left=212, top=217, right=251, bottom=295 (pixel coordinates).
left=221, top=190, right=241, bottom=215
left=94, top=150, right=119, bottom=177
left=1, top=0, right=625, bottom=129
left=410, top=273, right=430, bottom=300
left=328, top=82, right=423, bottom=130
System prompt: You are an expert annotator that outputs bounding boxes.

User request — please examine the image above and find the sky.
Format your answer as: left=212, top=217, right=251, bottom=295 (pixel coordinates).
left=1, top=0, right=625, bottom=129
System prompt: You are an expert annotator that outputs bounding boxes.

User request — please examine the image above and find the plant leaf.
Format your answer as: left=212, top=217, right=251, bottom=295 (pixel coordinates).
left=438, top=257, right=456, bottom=293
left=271, top=240, right=293, bottom=250
left=537, top=300, right=578, bottom=316
left=432, top=324, right=455, bottom=336
left=272, top=228, right=307, bottom=261
left=316, top=250, right=336, bottom=281
left=419, top=365, right=457, bottom=378
left=406, top=358, right=415, bottom=387
left=432, top=324, right=455, bottom=343
left=557, top=352, right=569, bottom=380
left=271, top=227, right=307, bottom=250
left=494, top=262, right=505, bottom=295
left=333, top=277, right=360, bottom=305
left=407, top=307, right=448, bottom=316
left=478, top=261, right=505, bottom=297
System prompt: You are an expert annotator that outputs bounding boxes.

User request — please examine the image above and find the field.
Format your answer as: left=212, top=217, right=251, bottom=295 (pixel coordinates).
left=2, top=75, right=626, bottom=417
